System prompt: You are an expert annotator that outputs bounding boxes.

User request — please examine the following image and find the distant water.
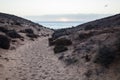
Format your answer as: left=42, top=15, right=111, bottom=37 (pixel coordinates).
left=38, top=21, right=84, bottom=29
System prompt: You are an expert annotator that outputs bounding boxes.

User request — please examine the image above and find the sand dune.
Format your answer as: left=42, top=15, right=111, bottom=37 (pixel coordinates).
left=0, top=37, right=82, bottom=80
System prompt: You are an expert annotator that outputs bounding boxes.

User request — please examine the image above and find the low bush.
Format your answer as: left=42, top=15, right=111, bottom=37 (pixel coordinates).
left=20, top=28, right=34, bottom=34
left=25, top=29, right=34, bottom=34
left=58, top=54, right=64, bottom=60
left=54, top=38, right=72, bottom=46
left=0, top=20, right=4, bottom=23
left=0, top=27, right=8, bottom=33
left=84, top=70, right=92, bottom=78
left=94, top=45, right=115, bottom=67
left=26, top=33, right=39, bottom=38
left=0, top=35, right=10, bottom=49
left=15, top=22, right=21, bottom=26
left=6, top=30, right=23, bottom=38
left=48, top=38, right=55, bottom=46
left=84, top=25, right=96, bottom=30
left=65, top=57, right=78, bottom=65
left=79, top=32, right=93, bottom=40
left=54, top=45, right=68, bottom=53
left=79, top=33, right=88, bottom=39
left=37, top=28, right=41, bottom=31
left=52, top=29, right=67, bottom=39
left=115, top=33, right=120, bottom=51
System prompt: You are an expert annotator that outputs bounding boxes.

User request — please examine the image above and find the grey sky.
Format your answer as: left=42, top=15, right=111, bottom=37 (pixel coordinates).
left=0, top=0, right=120, bottom=16
left=25, top=14, right=112, bottom=22
left=0, top=0, right=119, bottom=21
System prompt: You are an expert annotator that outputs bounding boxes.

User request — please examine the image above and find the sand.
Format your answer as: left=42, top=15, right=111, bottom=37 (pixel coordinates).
left=0, top=37, right=81, bottom=80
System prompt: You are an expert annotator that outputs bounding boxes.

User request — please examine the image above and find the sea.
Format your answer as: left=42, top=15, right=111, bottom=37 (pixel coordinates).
left=38, top=21, right=84, bottom=29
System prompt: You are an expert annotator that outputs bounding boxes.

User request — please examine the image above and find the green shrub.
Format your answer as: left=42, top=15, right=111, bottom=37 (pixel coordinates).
left=54, top=45, right=68, bottom=53
left=94, top=45, right=115, bottom=67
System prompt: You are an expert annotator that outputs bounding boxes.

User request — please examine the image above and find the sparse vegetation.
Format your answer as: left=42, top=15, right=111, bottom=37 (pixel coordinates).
left=65, top=56, right=78, bottom=65
left=79, top=32, right=93, bottom=40
left=20, top=28, right=34, bottom=34
left=20, top=28, right=39, bottom=39
left=25, top=29, right=34, bottom=34
left=54, top=38, right=72, bottom=46
left=6, top=30, right=23, bottom=38
left=85, top=70, right=92, bottom=78
left=50, top=38, right=72, bottom=53
left=94, top=45, right=115, bottom=67
left=15, top=22, right=21, bottom=26
left=52, top=29, right=67, bottom=39
left=115, top=33, right=120, bottom=51
left=48, top=38, right=55, bottom=46
left=49, top=38, right=72, bottom=46
left=0, top=35, right=10, bottom=49
left=84, top=24, right=96, bottom=30
left=26, top=33, right=39, bottom=38
left=0, top=27, right=8, bottom=33
left=58, top=54, right=64, bottom=60
left=54, top=45, right=68, bottom=53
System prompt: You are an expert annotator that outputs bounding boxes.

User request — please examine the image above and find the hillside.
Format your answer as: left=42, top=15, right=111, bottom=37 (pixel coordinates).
left=50, top=14, right=120, bottom=80
left=52, top=14, right=120, bottom=39
left=0, top=13, right=54, bottom=80
left=0, top=12, right=53, bottom=50
left=0, top=13, right=120, bottom=80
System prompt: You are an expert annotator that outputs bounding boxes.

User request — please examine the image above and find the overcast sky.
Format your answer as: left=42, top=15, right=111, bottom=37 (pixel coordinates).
left=24, top=14, right=112, bottom=22
left=0, top=0, right=120, bottom=21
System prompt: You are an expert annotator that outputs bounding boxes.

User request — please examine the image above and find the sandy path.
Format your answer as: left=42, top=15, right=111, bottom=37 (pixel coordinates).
left=0, top=37, right=81, bottom=80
